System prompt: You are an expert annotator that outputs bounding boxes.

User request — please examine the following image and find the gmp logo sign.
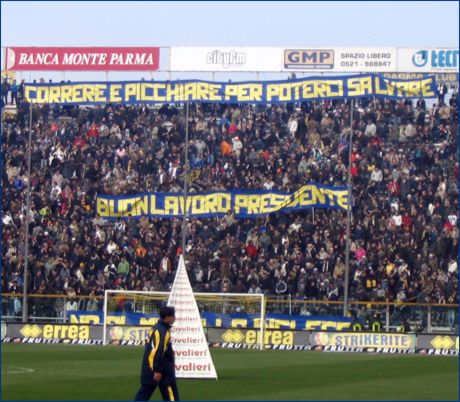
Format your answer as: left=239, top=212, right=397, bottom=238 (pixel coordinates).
left=284, top=49, right=334, bottom=70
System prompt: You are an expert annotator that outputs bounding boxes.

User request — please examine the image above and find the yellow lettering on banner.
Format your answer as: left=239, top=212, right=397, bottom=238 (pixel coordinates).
left=107, top=316, right=126, bottom=325
left=25, top=77, right=435, bottom=106
left=407, top=80, right=421, bottom=97
left=149, top=195, right=164, bottom=215
left=218, top=193, right=231, bottom=213
left=48, top=86, right=61, bottom=104
left=289, top=186, right=310, bottom=207
left=278, top=83, right=292, bottom=101
left=153, top=83, right=166, bottom=101
left=301, top=82, right=315, bottom=99
left=205, top=194, right=218, bottom=213
left=116, top=199, right=128, bottom=216
left=164, top=196, right=179, bottom=216
left=305, top=321, right=322, bottom=330
left=140, top=83, right=155, bottom=102
left=266, top=84, right=279, bottom=101
left=196, top=83, right=208, bottom=101
left=328, top=80, right=344, bottom=97
left=291, top=82, right=303, bottom=100
left=361, top=76, right=373, bottom=95
left=250, top=84, right=263, bottom=102
left=260, top=194, right=272, bottom=213
left=235, top=84, right=253, bottom=102
left=336, top=322, right=352, bottom=331
left=312, top=186, right=326, bottom=205
left=178, top=196, right=193, bottom=215
left=97, top=198, right=111, bottom=217
left=395, top=81, right=409, bottom=97
left=82, top=85, right=95, bottom=102
left=94, top=84, right=106, bottom=102
left=315, top=81, right=327, bottom=99
left=421, top=78, right=435, bottom=97
left=36, top=87, right=48, bottom=103
left=72, top=84, right=84, bottom=103
left=347, top=77, right=372, bottom=97
left=247, top=195, right=261, bottom=214
left=215, top=318, right=222, bottom=327
left=70, top=314, right=100, bottom=324
left=270, top=194, right=288, bottom=210
left=24, top=86, right=36, bottom=103
left=140, top=318, right=157, bottom=326
left=231, top=319, right=248, bottom=328
left=336, top=190, right=349, bottom=209
left=135, top=196, right=149, bottom=216
left=110, top=199, right=124, bottom=217
left=191, top=195, right=205, bottom=214
left=375, top=77, right=390, bottom=96
left=184, top=83, right=196, bottom=101
left=110, top=84, right=122, bottom=102
left=60, top=85, right=72, bottom=103
left=166, top=84, right=183, bottom=102
left=266, top=319, right=296, bottom=329
left=234, top=194, right=249, bottom=214
left=224, top=85, right=238, bottom=100
left=118, top=199, right=137, bottom=217
left=323, top=189, right=336, bottom=207
left=209, top=84, right=222, bottom=101
left=124, top=83, right=138, bottom=101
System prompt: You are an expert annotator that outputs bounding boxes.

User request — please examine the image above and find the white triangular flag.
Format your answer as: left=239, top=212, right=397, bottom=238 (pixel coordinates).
left=168, top=255, right=218, bottom=379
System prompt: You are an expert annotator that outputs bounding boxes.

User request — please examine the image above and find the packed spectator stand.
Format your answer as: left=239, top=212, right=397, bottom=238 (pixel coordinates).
left=1, top=79, right=458, bottom=329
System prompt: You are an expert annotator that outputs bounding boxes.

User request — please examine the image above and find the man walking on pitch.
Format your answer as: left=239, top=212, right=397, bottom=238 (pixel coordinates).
left=134, top=306, right=180, bottom=401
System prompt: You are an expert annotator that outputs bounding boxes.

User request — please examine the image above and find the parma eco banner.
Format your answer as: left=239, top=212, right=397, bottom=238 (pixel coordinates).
left=96, top=184, right=349, bottom=219
left=24, top=73, right=437, bottom=105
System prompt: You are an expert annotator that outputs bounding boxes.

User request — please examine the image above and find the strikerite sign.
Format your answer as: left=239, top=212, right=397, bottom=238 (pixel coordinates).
left=5, top=47, right=160, bottom=71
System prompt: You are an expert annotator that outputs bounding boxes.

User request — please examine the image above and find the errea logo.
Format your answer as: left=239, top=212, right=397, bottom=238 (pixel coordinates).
left=431, top=336, right=455, bottom=350
left=20, top=324, right=42, bottom=338
left=222, top=329, right=245, bottom=343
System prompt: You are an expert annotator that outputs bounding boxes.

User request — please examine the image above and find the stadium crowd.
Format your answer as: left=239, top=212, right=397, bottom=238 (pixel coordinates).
left=1, top=84, right=459, bottom=324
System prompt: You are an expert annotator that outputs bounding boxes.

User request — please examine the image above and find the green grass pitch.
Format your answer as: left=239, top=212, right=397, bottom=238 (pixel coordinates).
left=1, top=344, right=458, bottom=400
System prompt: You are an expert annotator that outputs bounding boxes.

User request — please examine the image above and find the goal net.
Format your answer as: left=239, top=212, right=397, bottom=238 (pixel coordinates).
left=102, top=290, right=266, bottom=349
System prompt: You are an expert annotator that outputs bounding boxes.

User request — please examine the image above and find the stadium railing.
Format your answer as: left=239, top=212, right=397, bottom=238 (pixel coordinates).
left=1, top=293, right=458, bottom=334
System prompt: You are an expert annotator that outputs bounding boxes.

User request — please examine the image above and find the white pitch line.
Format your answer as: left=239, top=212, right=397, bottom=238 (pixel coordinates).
left=6, top=366, right=35, bottom=374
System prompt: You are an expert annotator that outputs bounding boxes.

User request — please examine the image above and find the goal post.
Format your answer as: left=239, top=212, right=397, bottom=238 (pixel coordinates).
left=103, top=290, right=266, bottom=349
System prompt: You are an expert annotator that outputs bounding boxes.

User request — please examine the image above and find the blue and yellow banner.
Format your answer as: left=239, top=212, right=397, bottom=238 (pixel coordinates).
left=69, top=311, right=353, bottom=331
left=24, top=74, right=436, bottom=105
left=96, top=184, right=349, bottom=219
